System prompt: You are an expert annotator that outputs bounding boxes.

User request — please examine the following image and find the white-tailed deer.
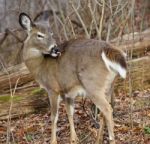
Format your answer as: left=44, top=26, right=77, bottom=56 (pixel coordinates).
left=19, top=13, right=127, bottom=144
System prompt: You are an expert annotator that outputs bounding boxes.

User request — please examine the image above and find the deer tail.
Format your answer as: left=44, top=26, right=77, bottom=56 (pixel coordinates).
left=101, top=47, right=127, bottom=79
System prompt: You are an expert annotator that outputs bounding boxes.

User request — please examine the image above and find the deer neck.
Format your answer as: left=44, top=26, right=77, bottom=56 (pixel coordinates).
left=23, top=46, right=45, bottom=76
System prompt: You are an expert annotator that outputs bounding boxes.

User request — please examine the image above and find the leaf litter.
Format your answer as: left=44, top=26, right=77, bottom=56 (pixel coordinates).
left=0, top=88, right=149, bottom=144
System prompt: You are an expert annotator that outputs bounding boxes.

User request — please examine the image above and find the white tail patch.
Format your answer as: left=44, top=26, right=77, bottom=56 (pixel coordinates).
left=101, top=52, right=126, bottom=79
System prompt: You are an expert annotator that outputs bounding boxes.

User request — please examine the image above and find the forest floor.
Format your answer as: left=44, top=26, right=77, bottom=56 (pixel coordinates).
left=0, top=87, right=150, bottom=144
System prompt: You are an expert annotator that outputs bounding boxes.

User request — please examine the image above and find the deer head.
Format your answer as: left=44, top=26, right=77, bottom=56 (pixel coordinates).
left=19, top=12, right=61, bottom=58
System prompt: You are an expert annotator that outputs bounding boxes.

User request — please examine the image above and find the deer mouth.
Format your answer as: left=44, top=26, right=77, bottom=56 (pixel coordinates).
left=50, top=46, right=61, bottom=57
left=43, top=45, right=61, bottom=58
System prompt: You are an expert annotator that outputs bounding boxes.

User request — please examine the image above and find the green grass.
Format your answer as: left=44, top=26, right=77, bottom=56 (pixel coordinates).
left=0, top=95, right=22, bottom=102
left=31, top=88, right=46, bottom=95
left=144, top=126, right=150, bottom=134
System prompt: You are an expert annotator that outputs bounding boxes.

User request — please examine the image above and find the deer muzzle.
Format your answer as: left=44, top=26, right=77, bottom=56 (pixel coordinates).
left=43, top=44, right=61, bottom=58
left=50, top=46, right=61, bottom=57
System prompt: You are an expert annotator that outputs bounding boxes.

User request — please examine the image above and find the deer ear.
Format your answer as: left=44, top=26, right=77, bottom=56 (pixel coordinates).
left=19, top=13, right=33, bottom=31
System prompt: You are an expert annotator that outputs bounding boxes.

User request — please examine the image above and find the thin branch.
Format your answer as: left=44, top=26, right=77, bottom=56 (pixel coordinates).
left=67, top=16, right=77, bottom=39
left=48, top=0, right=62, bottom=42
left=88, top=0, right=99, bottom=38
left=6, top=77, right=20, bottom=144
left=98, top=0, right=105, bottom=40
left=6, top=29, right=24, bottom=43
left=55, top=15, right=69, bottom=40
left=128, top=0, right=136, bottom=130
left=106, top=0, right=113, bottom=42
left=70, top=0, right=90, bottom=38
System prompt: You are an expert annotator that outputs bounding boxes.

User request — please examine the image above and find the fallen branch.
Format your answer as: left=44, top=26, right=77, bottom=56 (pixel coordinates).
left=0, top=63, right=33, bottom=93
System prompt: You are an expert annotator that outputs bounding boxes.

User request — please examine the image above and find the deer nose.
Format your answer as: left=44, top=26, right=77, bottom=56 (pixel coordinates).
left=50, top=46, right=61, bottom=57
left=52, top=46, right=58, bottom=53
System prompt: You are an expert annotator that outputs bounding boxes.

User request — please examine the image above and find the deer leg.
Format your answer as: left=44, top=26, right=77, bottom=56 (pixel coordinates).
left=106, top=83, right=115, bottom=109
left=65, top=97, right=79, bottom=144
left=81, top=87, right=115, bottom=143
left=93, top=94, right=115, bottom=144
left=79, top=69, right=116, bottom=144
left=49, top=93, right=60, bottom=144
left=95, top=113, right=105, bottom=144
left=96, top=85, right=115, bottom=144
left=96, top=84, right=115, bottom=144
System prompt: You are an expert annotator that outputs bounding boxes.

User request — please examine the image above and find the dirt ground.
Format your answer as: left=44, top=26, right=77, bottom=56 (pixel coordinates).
left=0, top=88, right=150, bottom=144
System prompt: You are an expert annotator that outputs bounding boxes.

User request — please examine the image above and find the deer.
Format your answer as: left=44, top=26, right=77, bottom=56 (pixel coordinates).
left=19, top=12, right=127, bottom=144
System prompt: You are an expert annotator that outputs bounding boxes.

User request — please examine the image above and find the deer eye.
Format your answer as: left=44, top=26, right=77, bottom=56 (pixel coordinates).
left=37, top=34, right=44, bottom=38
left=37, top=32, right=45, bottom=39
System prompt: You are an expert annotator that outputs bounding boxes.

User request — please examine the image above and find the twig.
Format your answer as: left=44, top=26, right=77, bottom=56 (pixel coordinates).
left=128, top=0, right=136, bottom=130
left=79, top=131, right=92, bottom=143
left=0, top=55, right=21, bottom=144
left=81, top=98, right=100, bottom=129
left=5, top=29, right=24, bottom=43
left=88, top=0, right=99, bottom=38
left=0, top=31, right=8, bottom=46
left=106, top=0, right=113, bottom=42
left=117, top=8, right=132, bottom=45
left=0, top=58, right=12, bottom=96
left=98, top=0, right=105, bottom=40
left=67, top=16, right=77, bottom=39
left=70, top=0, right=90, bottom=38
left=7, top=78, right=20, bottom=144
left=113, top=1, right=128, bottom=17
left=48, top=0, right=62, bottom=42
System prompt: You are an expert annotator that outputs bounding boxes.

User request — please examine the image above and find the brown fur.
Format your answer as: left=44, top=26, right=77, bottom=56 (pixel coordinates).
left=19, top=13, right=127, bottom=144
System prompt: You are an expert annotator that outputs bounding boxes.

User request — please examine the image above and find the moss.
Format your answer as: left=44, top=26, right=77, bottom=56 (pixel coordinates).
left=0, top=95, right=22, bottom=103
left=31, top=88, right=46, bottom=95
left=144, top=126, right=150, bottom=134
